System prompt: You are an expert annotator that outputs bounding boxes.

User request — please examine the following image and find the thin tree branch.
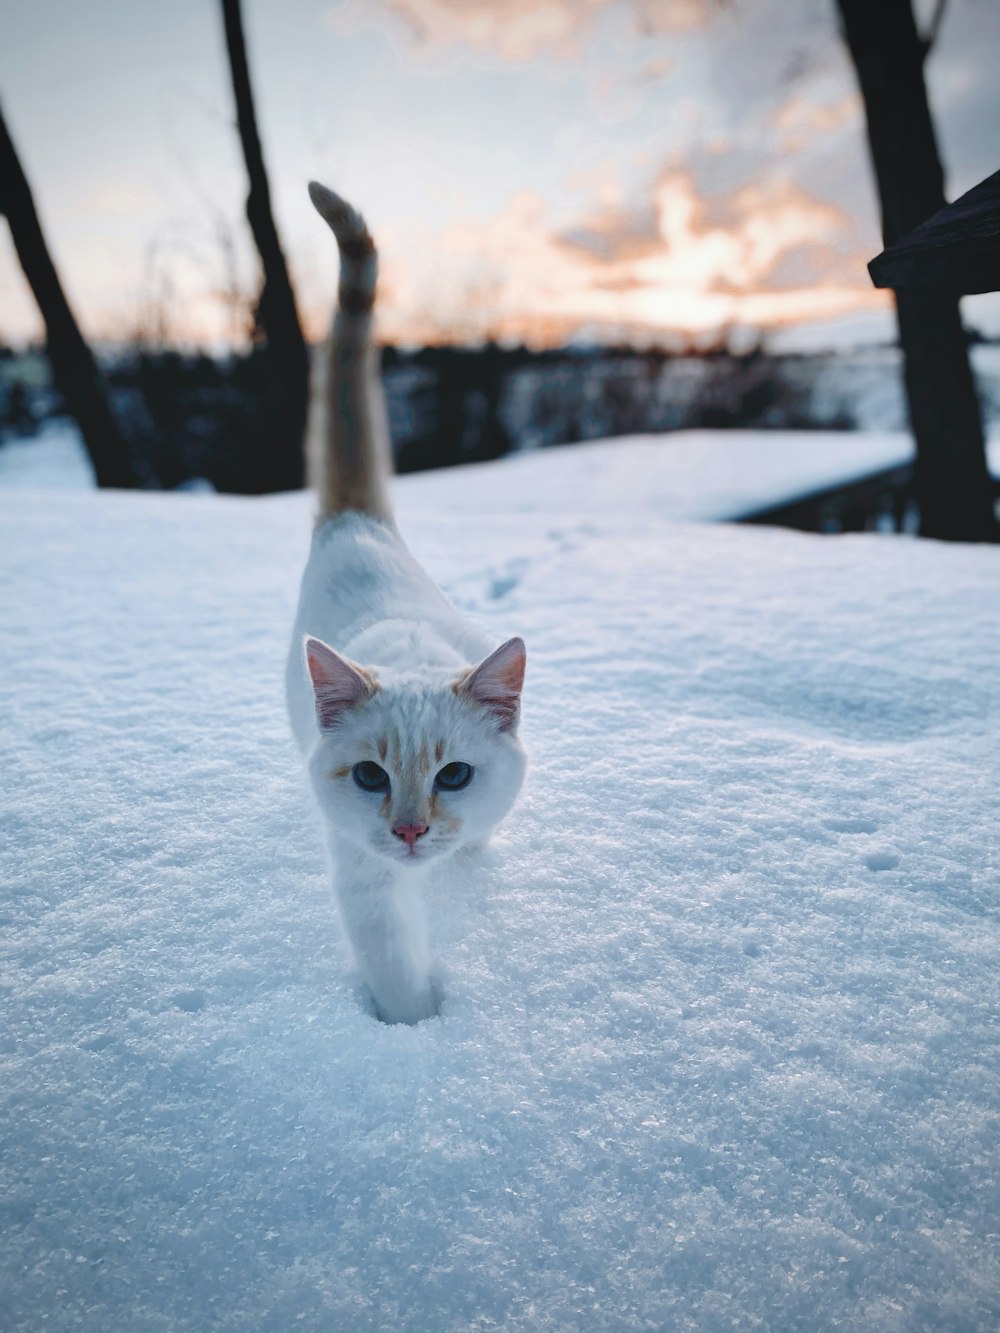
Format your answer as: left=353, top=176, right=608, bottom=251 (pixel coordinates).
left=921, top=0, right=948, bottom=59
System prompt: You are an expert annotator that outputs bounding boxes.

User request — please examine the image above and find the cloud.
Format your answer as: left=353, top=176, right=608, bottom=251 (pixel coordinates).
left=560, top=167, right=855, bottom=288
left=370, top=160, right=885, bottom=346
left=325, top=0, right=709, bottom=61
left=81, top=183, right=161, bottom=220
left=326, top=0, right=595, bottom=61
left=771, top=91, right=862, bottom=152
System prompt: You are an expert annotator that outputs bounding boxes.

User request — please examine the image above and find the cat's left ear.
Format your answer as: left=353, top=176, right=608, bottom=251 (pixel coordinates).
left=457, top=637, right=526, bottom=732
left=304, top=636, right=377, bottom=730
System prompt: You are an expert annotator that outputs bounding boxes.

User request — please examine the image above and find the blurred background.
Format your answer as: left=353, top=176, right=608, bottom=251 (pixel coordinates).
left=1, top=0, right=998, bottom=533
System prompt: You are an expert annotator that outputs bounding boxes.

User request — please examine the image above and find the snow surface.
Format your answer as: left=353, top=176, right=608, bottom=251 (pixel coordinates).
left=403, top=429, right=916, bottom=522
left=0, top=419, right=96, bottom=490
left=2, top=443, right=999, bottom=1332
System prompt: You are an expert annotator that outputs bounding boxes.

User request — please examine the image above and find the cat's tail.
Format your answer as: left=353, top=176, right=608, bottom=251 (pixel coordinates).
left=308, top=181, right=394, bottom=525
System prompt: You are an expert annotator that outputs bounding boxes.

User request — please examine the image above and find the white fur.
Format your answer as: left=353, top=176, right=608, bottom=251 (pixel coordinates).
left=289, top=183, right=526, bottom=1024
left=287, top=515, right=527, bottom=1024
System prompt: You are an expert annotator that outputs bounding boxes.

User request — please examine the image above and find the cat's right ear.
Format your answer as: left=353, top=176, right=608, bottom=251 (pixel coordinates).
left=457, top=636, right=526, bottom=732
left=304, top=637, right=377, bottom=730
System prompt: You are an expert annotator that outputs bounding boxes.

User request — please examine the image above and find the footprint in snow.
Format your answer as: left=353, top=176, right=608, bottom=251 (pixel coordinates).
left=488, top=558, right=529, bottom=601
left=864, top=851, right=900, bottom=872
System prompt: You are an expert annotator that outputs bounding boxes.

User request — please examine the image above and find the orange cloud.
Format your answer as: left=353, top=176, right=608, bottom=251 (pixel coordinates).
left=368, top=166, right=887, bottom=347
left=771, top=92, right=862, bottom=152
left=327, top=0, right=709, bottom=61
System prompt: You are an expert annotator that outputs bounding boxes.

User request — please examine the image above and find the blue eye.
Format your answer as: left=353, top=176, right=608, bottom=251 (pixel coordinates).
left=353, top=761, right=390, bottom=792
left=435, top=762, right=473, bottom=791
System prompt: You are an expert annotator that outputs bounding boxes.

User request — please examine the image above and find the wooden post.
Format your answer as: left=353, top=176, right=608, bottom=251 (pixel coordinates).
left=838, top=0, right=997, bottom=542
left=221, top=0, right=308, bottom=492
left=0, top=102, right=140, bottom=488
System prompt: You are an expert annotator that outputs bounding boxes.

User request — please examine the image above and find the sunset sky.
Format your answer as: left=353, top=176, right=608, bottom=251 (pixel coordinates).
left=2, top=0, right=998, bottom=350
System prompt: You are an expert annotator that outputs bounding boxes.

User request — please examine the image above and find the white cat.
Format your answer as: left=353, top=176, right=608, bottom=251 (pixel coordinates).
left=287, top=183, right=527, bottom=1025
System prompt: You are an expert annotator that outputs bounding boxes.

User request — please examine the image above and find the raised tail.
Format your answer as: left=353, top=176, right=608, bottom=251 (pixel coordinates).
left=308, top=181, right=394, bottom=525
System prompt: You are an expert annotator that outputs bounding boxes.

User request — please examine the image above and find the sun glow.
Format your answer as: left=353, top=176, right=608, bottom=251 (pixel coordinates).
left=366, top=168, right=887, bottom=348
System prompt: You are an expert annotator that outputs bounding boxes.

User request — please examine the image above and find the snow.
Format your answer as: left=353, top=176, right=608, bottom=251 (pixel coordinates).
left=0, top=419, right=96, bottom=489
left=2, top=441, right=999, bottom=1331
left=403, top=429, right=916, bottom=521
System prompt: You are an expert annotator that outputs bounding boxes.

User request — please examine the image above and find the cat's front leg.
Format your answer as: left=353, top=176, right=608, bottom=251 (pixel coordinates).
left=332, top=848, right=438, bottom=1025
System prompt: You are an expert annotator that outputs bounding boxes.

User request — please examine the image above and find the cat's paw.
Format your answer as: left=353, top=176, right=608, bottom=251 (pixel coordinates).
left=368, top=975, right=441, bottom=1026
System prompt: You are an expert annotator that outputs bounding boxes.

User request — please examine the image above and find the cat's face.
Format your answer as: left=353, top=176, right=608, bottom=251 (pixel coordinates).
left=305, top=637, right=526, bottom=866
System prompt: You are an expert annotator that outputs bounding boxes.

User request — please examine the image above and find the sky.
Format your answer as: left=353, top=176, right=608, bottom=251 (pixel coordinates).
left=2, top=0, right=999, bottom=350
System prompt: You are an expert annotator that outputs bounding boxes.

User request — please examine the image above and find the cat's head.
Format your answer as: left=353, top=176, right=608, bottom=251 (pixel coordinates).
left=303, top=636, right=526, bottom=866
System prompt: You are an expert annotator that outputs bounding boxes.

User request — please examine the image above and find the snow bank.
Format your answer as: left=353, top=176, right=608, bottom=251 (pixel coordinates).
left=0, top=420, right=918, bottom=518
left=0, top=419, right=96, bottom=489
left=403, top=429, right=916, bottom=521
left=1, top=452, right=998, bottom=1331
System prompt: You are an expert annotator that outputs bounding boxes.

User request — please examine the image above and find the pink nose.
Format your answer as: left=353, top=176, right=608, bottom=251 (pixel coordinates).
left=393, top=822, right=429, bottom=847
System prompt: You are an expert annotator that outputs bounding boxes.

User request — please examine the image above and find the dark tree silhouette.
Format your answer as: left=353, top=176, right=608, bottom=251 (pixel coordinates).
left=838, top=0, right=997, bottom=542
left=221, top=0, right=309, bottom=492
left=0, top=102, right=141, bottom=487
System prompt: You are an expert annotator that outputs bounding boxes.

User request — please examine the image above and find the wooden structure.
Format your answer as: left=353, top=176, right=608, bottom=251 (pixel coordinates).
left=742, top=459, right=915, bottom=535
left=869, top=168, right=1000, bottom=296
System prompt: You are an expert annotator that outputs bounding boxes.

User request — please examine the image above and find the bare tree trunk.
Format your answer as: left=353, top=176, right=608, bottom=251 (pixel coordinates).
left=837, top=0, right=997, bottom=542
left=221, top=0, right=308, bottom=493
left=0, top=102, right=140, bottom=488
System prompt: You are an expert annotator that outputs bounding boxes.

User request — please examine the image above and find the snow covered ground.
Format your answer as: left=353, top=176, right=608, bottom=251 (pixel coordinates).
left=1, top=440, right=999, bottom=1331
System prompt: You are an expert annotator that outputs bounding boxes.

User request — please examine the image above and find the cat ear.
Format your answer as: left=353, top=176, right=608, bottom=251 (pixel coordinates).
left=304, top=637, right=376, bottom=730
left=457, top=637, right=526, bottom=733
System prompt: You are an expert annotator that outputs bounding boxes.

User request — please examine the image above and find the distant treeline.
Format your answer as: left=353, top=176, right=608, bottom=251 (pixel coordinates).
left=2, top=339, right=996, bottom=493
